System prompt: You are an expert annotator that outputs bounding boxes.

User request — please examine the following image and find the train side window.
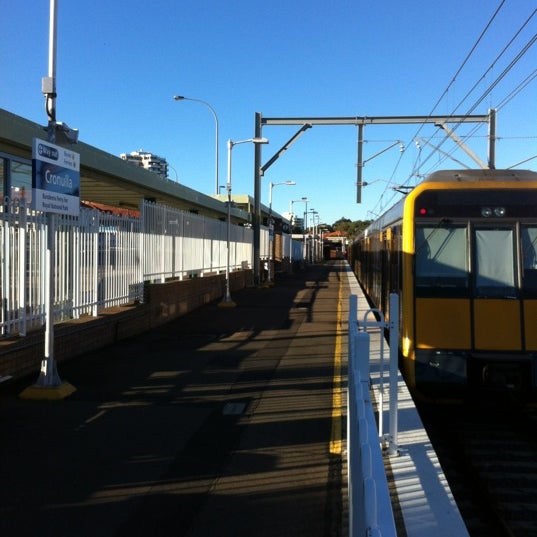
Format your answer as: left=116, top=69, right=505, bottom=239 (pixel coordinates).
left=415, top=225, right=468, bottom=288
left=521, top=225, right=537, bottom=293
left=474, top=227, right=516, bottom=297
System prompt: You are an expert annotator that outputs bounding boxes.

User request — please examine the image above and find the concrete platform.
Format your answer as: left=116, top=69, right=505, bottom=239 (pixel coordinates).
left=0, top=260, right=470, bottom=537
left=0, top=262, right=347, bottom=537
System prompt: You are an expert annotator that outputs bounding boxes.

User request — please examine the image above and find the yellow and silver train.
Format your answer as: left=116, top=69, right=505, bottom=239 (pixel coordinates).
left=350, top=169, right=537, bottom=400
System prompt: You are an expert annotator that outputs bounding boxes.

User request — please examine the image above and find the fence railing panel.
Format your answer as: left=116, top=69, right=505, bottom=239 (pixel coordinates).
left=26, top=210, right=47, bottom=332
left=97, top=211, right=143, bottom=308
left=347, top=293, right=398, bottom=537
left=260, top=225, right=269, bottom=259
left=0, top=198, right=282, bottom=336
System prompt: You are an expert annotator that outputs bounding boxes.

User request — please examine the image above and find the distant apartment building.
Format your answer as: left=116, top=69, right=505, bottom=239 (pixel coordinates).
left=120, top=150, right=169, bottom=179
left=283, top=211, right=304, bottom=231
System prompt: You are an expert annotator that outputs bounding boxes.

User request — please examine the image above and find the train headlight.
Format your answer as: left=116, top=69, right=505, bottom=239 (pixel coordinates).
left=481, top=206, right=506, bottom=217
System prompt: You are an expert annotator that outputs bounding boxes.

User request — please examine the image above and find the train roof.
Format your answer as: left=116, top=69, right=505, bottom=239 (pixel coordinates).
left=424, top=169, right=537, bottom=183
left=355, top=169, right=537, bottom=240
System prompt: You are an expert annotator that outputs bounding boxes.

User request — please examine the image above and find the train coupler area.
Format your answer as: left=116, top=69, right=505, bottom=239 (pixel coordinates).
left=467, top=353, right=535, bottom=396
left=413, top=350, right=468, bottom=401
left=413, top=351, right=537, bottom=403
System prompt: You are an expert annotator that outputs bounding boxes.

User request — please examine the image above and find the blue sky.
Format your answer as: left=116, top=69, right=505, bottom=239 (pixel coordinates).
left=2, top=1, right=536, bottom=225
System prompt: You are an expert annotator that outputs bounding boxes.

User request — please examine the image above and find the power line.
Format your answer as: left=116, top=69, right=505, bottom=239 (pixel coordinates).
left=363, top=4, right=535, bottom=218
left=496, top=69, right=537, bottom=110
left=424, top=0, right=507, bottom=120
left=403, top=32, right=537, bottom=182
left=449, top=9, right=536, bottom=116
left=464, top=33, right=537, bottom=116
left=376, top=2, right=508, bottom=200
left=392, top=3, right=533, bottom=191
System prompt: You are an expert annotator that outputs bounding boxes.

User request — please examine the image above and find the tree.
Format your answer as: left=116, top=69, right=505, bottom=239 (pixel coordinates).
left=331, top=217, right=371, bottom=238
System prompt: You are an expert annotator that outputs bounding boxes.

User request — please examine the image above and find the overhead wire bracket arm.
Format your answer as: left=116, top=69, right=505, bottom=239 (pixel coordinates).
left=415, top=137, right=470, bottom=169
left=435, top=121, right=488, bottom=169
left=260, top=123, right=312, bottom=175
left=363, top=140, right=402, bottom=166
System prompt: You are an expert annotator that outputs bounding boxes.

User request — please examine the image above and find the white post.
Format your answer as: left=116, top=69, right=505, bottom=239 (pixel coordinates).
left=220, top=139, right=235, bottom=307
left=267, top=181, right=274, bottom=284
left=290, top=197, right=308, bottom=269
left=20, top=0, right=76, bottom=399
left=267, top=180, right=295, bottom=284
left=289, top=200, right=294, bottom=272
left=36, top=0, right=61, bottom=387
left=388, top=293, right=399, bottom=457
left=38, top=214, right=61, bottom=385
left=303, top=201, right=308, bottom=262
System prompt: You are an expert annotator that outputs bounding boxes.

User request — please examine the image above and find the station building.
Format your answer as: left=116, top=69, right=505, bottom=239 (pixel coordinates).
left=0, top=108, right=258, bottom=225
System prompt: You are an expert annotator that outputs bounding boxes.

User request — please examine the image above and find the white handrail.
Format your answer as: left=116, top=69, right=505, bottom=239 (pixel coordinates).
left=347, top=293, right=398, bottom=537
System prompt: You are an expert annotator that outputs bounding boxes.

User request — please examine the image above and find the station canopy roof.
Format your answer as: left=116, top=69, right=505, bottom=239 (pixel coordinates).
left=0, top=108, right=251, bottom=223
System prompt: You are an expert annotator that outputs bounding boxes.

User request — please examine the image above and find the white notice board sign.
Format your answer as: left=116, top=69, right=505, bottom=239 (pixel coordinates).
left=32, top=138, right=80, bottom=216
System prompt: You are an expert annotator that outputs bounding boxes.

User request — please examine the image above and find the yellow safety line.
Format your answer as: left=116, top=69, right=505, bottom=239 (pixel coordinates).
left=329, top=272, right=344, bottom=455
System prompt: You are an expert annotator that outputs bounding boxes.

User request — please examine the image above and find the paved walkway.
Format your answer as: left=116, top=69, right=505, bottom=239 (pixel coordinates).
left=0, top=262, right=350, bottom=537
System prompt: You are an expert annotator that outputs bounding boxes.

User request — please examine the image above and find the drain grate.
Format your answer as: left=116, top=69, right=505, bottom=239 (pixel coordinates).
left=222, top=401, right=247, bottom=415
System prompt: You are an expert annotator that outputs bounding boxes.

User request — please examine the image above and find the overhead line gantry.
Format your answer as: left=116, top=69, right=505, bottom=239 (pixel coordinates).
left=252, top=110, right=496, bottom=285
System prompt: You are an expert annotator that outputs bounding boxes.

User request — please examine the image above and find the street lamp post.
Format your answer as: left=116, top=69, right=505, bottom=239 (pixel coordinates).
left=306, top=209, right=318, bottom=263
left=173, top=95, right=220, bottom=195
left=312, top=212, right=320, bottom=262
left=320, top=226, right=328, bottom=262
left=314, top=213, right=321, bottom=261
left=303, top=202, right=310, bottom=263
left=267, top=180, right=295, bottom=284
left=290, top=197, right=308, bottom=271
left=220, top=137, right=269, bottom=307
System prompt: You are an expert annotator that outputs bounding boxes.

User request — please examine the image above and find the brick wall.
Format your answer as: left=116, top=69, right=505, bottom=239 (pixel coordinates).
left=0, top=270, right=253, bottom=382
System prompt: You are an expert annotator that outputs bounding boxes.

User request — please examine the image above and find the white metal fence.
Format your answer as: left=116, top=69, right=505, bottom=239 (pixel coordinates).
left=347, top=293, right=398, bottom=537
left=140, top=202, right=255, bottom=282
left=0, top=199, right=273, bottom=337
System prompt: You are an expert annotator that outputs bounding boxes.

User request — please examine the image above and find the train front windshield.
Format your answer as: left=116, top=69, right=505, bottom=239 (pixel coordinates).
left=414, top=188, right=537, bottom=298
left=415, top=225, right=468, bottom=292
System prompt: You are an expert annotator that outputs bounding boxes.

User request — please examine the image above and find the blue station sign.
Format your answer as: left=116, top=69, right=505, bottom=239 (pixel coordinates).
left=32, top=138, right=80, bottom=216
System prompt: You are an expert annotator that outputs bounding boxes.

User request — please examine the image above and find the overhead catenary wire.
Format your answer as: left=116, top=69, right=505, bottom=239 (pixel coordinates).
left=496, top=68, right=537, bottom=110
left=367, top=3, right=509, bottom=215
left=448, top=9, right=536, bottom=117
left=365, top=2, right=535, bottom=219
left=418, top=35, right=537, bottom=177
left=404, top=7, right=535, bottom=186
left=410, top=1, right=508, bottom=145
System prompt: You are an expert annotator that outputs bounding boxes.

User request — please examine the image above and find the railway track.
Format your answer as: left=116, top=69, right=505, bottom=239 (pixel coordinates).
left=418, top=395, right=537, bottom=537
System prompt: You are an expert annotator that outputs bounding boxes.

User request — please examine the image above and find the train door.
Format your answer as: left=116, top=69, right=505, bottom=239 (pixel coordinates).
left=521, top=225, right=537, bottom=350
left=471, top=225, right=521, bottom=350
left=381, top=228, right=391, bottom=316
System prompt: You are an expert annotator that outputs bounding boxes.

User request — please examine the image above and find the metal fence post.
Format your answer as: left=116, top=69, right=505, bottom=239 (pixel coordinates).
left=388, top=293, right=399, bottom=457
